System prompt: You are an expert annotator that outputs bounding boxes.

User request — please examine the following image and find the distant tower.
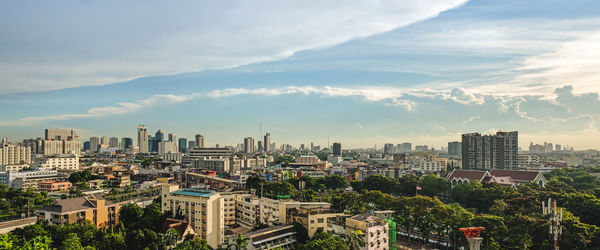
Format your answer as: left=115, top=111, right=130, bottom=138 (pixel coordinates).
left=264, top=133, right=271, bottom=152
left=333, top=142, right=342, bottom=157
left=137, top=125, right=148, bottom=153
left=195, top=134, right=205, bottom=148
left=244, top=137, right=255, bottom=154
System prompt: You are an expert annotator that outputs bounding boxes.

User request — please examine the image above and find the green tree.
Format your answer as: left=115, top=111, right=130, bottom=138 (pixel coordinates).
left=296, top=231, right=349, bottom=250
left=119, top=203, right=143, bottom=228
left=418, top=174, right=447, bottom=197
left=345, top=230, right=365, bottom=250
left=174, top=238, right=212, bottom=250
left=319, top=175, right=349, bottom=190
left=163, top=228, right=179, bottom=250
left=62, top=233, right=84, bottom=250
left=227, top=235, right=249, bottom=250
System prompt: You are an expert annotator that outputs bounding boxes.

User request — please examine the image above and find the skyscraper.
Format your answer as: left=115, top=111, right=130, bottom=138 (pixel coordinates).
left=137, top=125, right=149, bottom=153
left=89, top=136, right=100, bottom=153
left=448, top=141, right=461, bottom=156
left=109, top=137, right=119, bottom=147
left=100, top=136, right=109, bottom=145
left=195, top=134, right=205, bottom=148
left=462, top=131, right=518, bottom=170
left=258, top=141, right=264, bottom=152
left=121, top=137, right=133, bottom=151
left=178, top=138, right=188, bottom=153
left=264, top=133, right=271, bottom=152
left=45, top=128, right=79, bottom=141
left=332, top=142, right=342, bottom=157
left=384, top=143, right=394, bottom=154
left=244, top=137, right=255, bottom=154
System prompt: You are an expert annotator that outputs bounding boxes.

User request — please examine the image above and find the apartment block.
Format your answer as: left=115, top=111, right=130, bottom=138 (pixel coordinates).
left=161, top=184, right=225, bottom=248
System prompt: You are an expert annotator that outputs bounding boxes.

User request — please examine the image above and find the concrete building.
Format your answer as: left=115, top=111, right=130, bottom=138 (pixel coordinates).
left=0, top=169, right=59, bottom=187
left=178, top=138, right=188, bottom=153
left=43, top=140, right=63, bottom=155
left=0, top=143, right=31, bottom=166
left=383, top=143, right=394, bottom=155
left=108, top=137, right=119, bottom=147
left=121, top=137, right=133, bottom=151
left=90, top=136, right=100, bottom=153
left=137, top=125, right=149, bottom=153
left=244, top=137, right=255, bottom=154
left=45, top=129, right=79, bottom=141
left=38, top=181, right=72, bottom=192
left=161, top=185, right=225, bottom=248
left=159, top=141, right=178, bottom=155
left=232, top=225, right=296, bottom=250
left=36, top=155, right=80, bottom=170
left=462, top=131, right=518, bottom=170
left=332, top=142, right=342, bottom=157
left=37, top=196, right=119, bottom=228
left=448, top=141, right=461, bottom=156
left=192, top=158, right=231, bottom=172
left=296, top=155, right=321, bottom=164
left=235, top=194, right=331, bottom=229
left=291, top=206, right=345, bottom=237
left=398, top=142, right=412, bottom=152
left=346, top=213, right=390, bottom=250
left=195, top=134, right=205, bottom=148
left=264, top=133, right=271, bottom=152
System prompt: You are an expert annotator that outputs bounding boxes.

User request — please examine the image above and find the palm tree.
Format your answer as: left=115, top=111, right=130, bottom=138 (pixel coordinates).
left=163, top=228, right=180, bottom=250
left=227, top=235, right=249, bottom=250
left=346, top=230, right=365, bottom=250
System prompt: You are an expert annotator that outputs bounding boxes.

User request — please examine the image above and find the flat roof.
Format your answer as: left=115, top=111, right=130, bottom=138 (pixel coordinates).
left=172, top=189, right=215, bottom=198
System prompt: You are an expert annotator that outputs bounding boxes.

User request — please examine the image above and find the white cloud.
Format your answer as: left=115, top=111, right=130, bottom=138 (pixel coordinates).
left=0, top=0, right=467, bottom=93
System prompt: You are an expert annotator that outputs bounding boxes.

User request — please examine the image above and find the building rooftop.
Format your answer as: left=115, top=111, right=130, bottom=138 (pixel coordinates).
left=38, top=197, right=95, bottom=213
left=172, top=188, right=215, bottom=198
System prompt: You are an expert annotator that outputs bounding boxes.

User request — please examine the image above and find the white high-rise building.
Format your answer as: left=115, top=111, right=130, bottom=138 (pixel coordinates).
left=137, top=125, right=149, bottom=153
left=0, top=144, right=31, bottom=166
left=158, top=141, right=178, bottom=155
left=45, top=129, right=79, bottom=141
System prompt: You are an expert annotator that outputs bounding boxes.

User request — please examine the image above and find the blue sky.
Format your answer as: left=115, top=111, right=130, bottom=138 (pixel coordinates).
left=1, top=0, right=600, bottom=149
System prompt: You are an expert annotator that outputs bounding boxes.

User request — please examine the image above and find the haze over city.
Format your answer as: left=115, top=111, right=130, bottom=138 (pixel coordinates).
left=1, top=0, right=599, bottom=149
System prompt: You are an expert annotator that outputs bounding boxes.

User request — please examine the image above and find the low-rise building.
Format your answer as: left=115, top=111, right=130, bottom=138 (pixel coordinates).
left=38, top=181, right=72, bottom=192
left=36, top=196, right=119, bottom=228
left=346, top=213, right=390, bottom=250
left=36, top=154, right=80, bottom=170
left=232, top=225, right=297, bottom=250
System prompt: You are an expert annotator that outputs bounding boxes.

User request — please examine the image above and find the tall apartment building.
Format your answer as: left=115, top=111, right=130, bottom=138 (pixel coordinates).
left=398, top=142, right=412, bottom=152
left=178, top=138, right=188, bottom=153
left=345, top=213, right=390, bottom=250
left=45, top=129, right=79, bottom=141
left=0, top=143, right=31, bottom=166
left=448, top=141, right=462, bottom=156
left=159, top=141, right=178, bottom=155
left=332, top=142, right=342, bottom=157
left=264, top=133, right=271, bottom=152
left=90, top=136, right=100, bottom=153
left=383, top=143, right=394, bottom=154
left=121, top=137, right=133, bottom=151
left=161, top=185, right=225, bottom=248
left=195, top=134, right=205, bottom=148
left=108, top=137, right=119, bottom=147
left=462, top=131, right=518, bottom=170
left=244, top=137, right=255, bottom=154
left=137, top=125, right=149, bottom=153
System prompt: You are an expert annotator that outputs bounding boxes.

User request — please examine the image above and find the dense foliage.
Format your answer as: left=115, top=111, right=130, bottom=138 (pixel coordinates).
left=0, top=184, right=54, bottom=221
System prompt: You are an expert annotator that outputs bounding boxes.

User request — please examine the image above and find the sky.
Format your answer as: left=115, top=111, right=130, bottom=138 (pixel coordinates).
left=1, top=0, right=600, bottom=150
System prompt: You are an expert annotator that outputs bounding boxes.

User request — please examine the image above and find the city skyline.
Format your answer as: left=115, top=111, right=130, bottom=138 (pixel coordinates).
left=1, top=0, right=600, bottom=149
